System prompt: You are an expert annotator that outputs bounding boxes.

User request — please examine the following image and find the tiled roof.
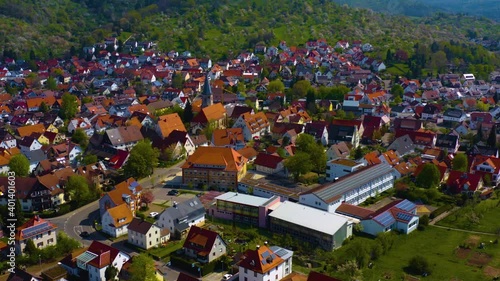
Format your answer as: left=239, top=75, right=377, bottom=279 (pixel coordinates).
left=127, top=218, right=157, bottom=235
left=336, top=203, right=373, bottom=219
left=157, top=113, right=186, bottom=138
left=182, top=147, right=247, bottom=172
left=238, top=245, right=284, bottom=274
left=192, top=103, right=226, bottom=123
left=212, top=128, right=244, bottom=147
left=17, top=123, right=46, bottom=138
left=182, top=226, right=223, bottom=256
left=105, top=126, right=144, bottom=146
left=106, top=203, right=133, bottom=228
left=254, top=153, right=284, bottom=169
left=16, top=215, right=57, bottom=241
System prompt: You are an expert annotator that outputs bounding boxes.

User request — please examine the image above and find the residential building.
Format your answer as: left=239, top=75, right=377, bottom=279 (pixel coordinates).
left=435, top=134, right=460, bottom=153
left=191, top=103, right=227, bottom=135
left=127, top=218, right=170, bottom=250
left=299, top=163, right=394, bottom=213
left=326, top=159, right=365, bottom=181
left=0, top=177, right=64, bottom=212
left=158, top=197, right=206, bottom=239
left=326, top=142, right=351, bottom=161
left=0, top=131, right=17, bottom=149
left=101, top=203, right=134, bottom=237
left=209, top=192, right=281, bottom=228
left=182, top=147, right=247, bottom=189
left=15, top=216, right=57, bottom=254
left=269, top=201, right=353, bottom=250
left=102, top=126, right=144, bottom=150
left=212, top=128, right=246, bottom=150
left=99, top=178, right=143, bottom=216
left=470, top=155, right=500, bottom=186
left=327, top=119, right=363, bottom=148
left=61, top=241, right=130, bottom=281
left=446, top=171, right=483, bottom=195
left=155, top=113, right=187, bottom=139
left=337, top=200, right=419, bottom=236
left=387, top=135, right=416, bottom=157
left=182, top=226, right=227, bottom=264
left=304, top=121, right=329, bottom=146
left=254, top=153, right=285, bottom=175
left=6, top=269, right=42, bottom=281
left=233, top=112, right=271, bottom=141
left=443, top=108, right=466, bottom=123
left=238, top=244, right=293, bottom=281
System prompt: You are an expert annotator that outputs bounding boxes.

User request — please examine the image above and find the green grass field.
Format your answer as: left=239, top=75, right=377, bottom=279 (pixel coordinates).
left=437, top=198, right=500, bottom=234
left=386, top=63, right=410, bottom=76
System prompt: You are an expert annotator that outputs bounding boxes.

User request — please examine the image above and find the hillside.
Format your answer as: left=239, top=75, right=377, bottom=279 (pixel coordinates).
left=0, top=0, right=499, bottom=60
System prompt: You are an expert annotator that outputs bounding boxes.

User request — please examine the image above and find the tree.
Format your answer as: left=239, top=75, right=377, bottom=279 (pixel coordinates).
left=267, top=80, right=285, bottom=93
left=15, top=199, right=24, bottom=227
left=310, top=144, right=327, bottom=175
left=8, top=154, right=30, bottom=176
left=39, top=101, right=50, bottom=113
left=337, top=260, right=363, bottom=281
left=284, top=152, right=312, bottom=182
left=66, top=175, right=91, bottom=203
left=476, top=101, right=489, bottom=112
left=123, top=140, right=160, bottom=179
left=452, top=153, right=468, bottom=172
left=408, top=255, right=431, bottom=275
left=46, top=76, right=58, bottom=90
left=295, top=134, right=316, bottom=152
left=82, top=154, right=98, bottom=165
left=416, top=163, right=441, bottom=189
left=105, top=265, right=119, bottom=281
left=349, top=239, right=370, bottom=268
left=336, top=109, right=346, bottom=119
left=487, top=124, right=497, bottom=148
left=183, top=100, right=194, bottom=123
left=291, top=80, right=311, bottom=99
left=60, top=92, right=79, bottom=120
left=72, top=128, right=89, bottom=149
left=128, top=254, right=158, bottom=281
left=171, top=71, right=184, bottom=88
left=142, top=190, right=154, bottom=207
left=390, top=84, right=404, bottom=98
left=24, top=239, right=38, bottom=255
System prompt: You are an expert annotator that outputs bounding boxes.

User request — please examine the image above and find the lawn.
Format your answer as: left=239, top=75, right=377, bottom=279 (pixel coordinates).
left=359, top=227, right=500, bottom=281
left=386, top=63, right=410, bottom=76
left=436, top=198, right=500, bottom=234
left=149, top=241, right=183, bottom=260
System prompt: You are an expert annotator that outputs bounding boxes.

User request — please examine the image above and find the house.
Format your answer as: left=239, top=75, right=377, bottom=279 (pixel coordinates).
left=60, top=241, right=130, bottom=281
left=17, top=123, right=46, bottom=138
left=395, top=129, right=437, bottom=149
left=238, top=244, right=293, bottom=281
left=6, top=269, right=42, bottom=281
left=232, top=112, right=270, bottom=141
left=182, top=226, right=227, bottom=264
left=0, top=131, right=17, bottom=149
left=326, top=159, right=365, bottom=181
left=182, top=147, right=247, bottom=189
left=435, top=134, right=460, bottom=153
left=0, top=147, right=20, bottom=174
left=209, top=192, right=281, bottom=228
left=155, top=113, right=187, bottom=139
left=18, top=136, right=43, bottom=154
left=68, top=117, right=94, bottom=136
left=269, top=201, right=353, bottom=250
left=299, top=163, right=394, bottom=213
left=470, top=112, right=493, bottom=129
left=15, top=215, right=57, bottom=254
left=326, top=142, right=351, bottom=161
left=46, top=142, right=83, bottom=165
left=446, top=171, right=483, bottom=195
left=328, top=119, right=363, bottom=148
left=443, top=108, right=466, bottom=123
left=304, top=121, right=329, bottom=146
left=127, top=218, right=170, bottom=250
left=387, top=134, right=416, bottom=157
left=191, top=103, right=227, bottom=135
left=157, top=197, right=205, bottom=239
left=337, top=199, right=419, bottom=236
left=0, top=177, right=64, bottom=212
left=421, top=104, right=441, bottom=120
left=379, top=150, right=400, bottom=166
left=254, top=153, right=285, bottom=175
left=102, top=126, right=144, bottom=150
left=99, top=178, right=143, bottom=216
left=101, top=203, right=134, bottom=237
left=212, top=128, right=246, bottom=150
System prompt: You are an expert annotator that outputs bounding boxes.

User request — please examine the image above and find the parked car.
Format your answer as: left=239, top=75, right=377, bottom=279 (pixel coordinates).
left=149, top=212, right=159, bottom=218
left=222, top=274, right=233, bottom=281
left=168, top=189, right=179, bottom=196
left=80, top=231, right=90, bottom=237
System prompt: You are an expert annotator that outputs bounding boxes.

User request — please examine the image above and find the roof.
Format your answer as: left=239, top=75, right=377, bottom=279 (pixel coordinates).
left=330, top=158, right=361, bottom=167
left=336, top=203, right=373, bottom=219
left=17, top=123, right=46, bottom=138
left=176, top=272, right=200, bottom=281
left=182, top=147, right=247, bottom=172
left=307, top=271, right=342, bottom=281
left=6, top=269, right=42, bottom=281
left=105, top=203, right=133, bottom=227
left=212, top=128, right=244, bottom=147
left=388, top=134, right=416, bottom=156
left=446, top=171, right=483, bottom=193
left=302, top=163, right=393, bottom=203
left=269, top=201, right=348, bottom=235
left=239, top=112, right=270, bottom=134
left=82, top=241, right=126, bottom=269
left=103, top=177, right=142, bottom=206
left=183, top=226, right=224, bottom=255
left=367, top=199, right=418, bottom=227
left=105, top=126, right=144, bottom=146
left=216, top=191, right=279, bottom=207
left=237, top=146, right=259, bottom=160
left=127, top=218, right=158, bottom=234
left=157, top=113, right=186, bottom=138
left=238, top=245, right=285, bottom=274
left=160, top=198, right=205, bottom=231
left=16, top=215, right=57, bottom=241
left=191, top=103, right=226, bottom=123
left=254, top=153, right=284, bottom=169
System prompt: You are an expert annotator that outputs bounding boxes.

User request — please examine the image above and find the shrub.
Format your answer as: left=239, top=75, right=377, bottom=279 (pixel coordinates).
left=299, top=172, right=319, bottom=184
left=430, top=205, right=453, bottom=219
left=408, top=255, right=431, bottom=275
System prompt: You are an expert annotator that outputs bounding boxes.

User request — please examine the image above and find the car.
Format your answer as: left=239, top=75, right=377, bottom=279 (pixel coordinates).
left=149, top=212, right=159, bottom=218
left=80, top=231, right=90, bottom=237
left=222, top=274, right=233, bottom=280
left=167, top=189, right=179, bottom=196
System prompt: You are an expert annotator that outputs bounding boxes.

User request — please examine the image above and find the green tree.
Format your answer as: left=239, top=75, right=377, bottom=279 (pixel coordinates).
left=267, top=80, right=285, bottom=93
left=391, top=84, right=404, bottom=98
left=310, top=144, right=327, bottom=175
left=72, top=128, right=89, bottom=149
left=295, top=134, right=316, bottom=152
left=39, top=101, right=50, bottom=113
left=452, top=153, right=468, bottom=172
left=487, top=124, right=497, bottom=148
left=129, top=254, right=158, bottom=281
left=337, top=260, right=363, bottom=281
left=171, top=71, right=184, bottom=88
left=408, top=255, right=431, bottom=275
left=15, top=199, right=24, bottom=227
left=306, top=88, right=316, bottom=113
left=416, top=163, right=441, bottom=189
left=55, top=232, right=80, bottom=254
left=8, top=154, right=30, bottom=176
left=284, top=152, right=312, bottom=182
left=123, top=140, right=160, bottom=178
left=24, top=239, right=38, bottom=255
left=349, top=239, right=370, bottom=268
left=82, top=154, right=98, bottom=165
left=46, top=76, right=58, bottom=90
left=66, top=175, right=91, bottom=203
left=105, top=265, right=119, bottom=281
left=60, top=92, right=78, bottom=120
left=476, top=101, right=489, bottom=112
left=291, top=80, right=311, bottom=99
left=336, top=109, right=346, bottom=119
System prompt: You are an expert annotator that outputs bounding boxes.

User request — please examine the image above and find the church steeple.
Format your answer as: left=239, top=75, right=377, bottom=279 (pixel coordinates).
left=202, top=73, right=213, bottom=108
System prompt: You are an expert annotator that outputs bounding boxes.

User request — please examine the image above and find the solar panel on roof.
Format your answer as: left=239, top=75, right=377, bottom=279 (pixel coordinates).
left=375, top=212, right=395, bottom=227
left=395, top=200, right=415, bottom=212
left=261, top=251, right=270, bottom=258
left=396, top=212, right=413, bottom=221
left=275, top=249, right=288, bottom=257
left=21, top=222, right=52, bottom=238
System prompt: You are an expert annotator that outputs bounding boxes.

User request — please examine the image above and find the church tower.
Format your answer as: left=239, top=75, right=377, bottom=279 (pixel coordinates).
left=201, top=74, right=213, bottom=108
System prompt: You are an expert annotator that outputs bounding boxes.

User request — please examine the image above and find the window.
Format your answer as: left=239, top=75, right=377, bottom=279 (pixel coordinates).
left=244, top=269, right=247, bottom=274
left=254, top=272, right=257, bottom=277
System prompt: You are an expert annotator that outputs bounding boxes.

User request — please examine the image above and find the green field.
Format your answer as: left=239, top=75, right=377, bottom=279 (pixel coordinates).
left=437, top=198, right=500, bottom=234
left=386, top=63, right=410, bottom=76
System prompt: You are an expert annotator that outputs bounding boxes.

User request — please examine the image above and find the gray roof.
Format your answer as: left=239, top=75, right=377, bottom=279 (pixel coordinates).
left=303, top=163, right=393, bottom=203
left=387, top=134, right=416, bottom=156
left=25, top=149, right=48, bottom=163
left=161, top=197, right=205, bottom=232
left=105, top=126, right=143, bottom=146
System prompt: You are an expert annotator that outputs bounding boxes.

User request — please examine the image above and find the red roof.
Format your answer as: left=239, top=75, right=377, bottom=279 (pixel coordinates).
left=254, top=153, right=284, bottom=169
left=446, top=171, right=482, bottom=194
left=86, top=241, right=122, bottom=269
left=182, top=226, right=223, bottom=257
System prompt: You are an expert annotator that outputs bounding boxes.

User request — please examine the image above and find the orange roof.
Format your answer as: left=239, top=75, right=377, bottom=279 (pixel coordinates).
left=364, top=151, right=381, bottom=165
left=382, top=150, right=399, bottom=166
left=106, top=203, right=134, bottom=227
left=182, top=147, right=247, bottom=172
left=105, top=178, right=142, bottom=206
left=128, top=104, right=150, bottom=115
left=16, top=216, right=57, bottom=241
left=193, top=103, right=226, bottom=123
left=212, top=128, right=244, bottom=147
left=17, top=123, right=46, bottom=138
left=238, top=245, right=284, bottom=274
left=239, top=112, right=270, bottom=134
left=157, top=113, right=186, bottom=138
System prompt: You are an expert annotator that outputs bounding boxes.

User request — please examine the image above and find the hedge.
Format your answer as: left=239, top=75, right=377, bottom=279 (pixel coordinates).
left=170, top=254, right=224, bottom=276
left=430, top=205, right=453, bottom=219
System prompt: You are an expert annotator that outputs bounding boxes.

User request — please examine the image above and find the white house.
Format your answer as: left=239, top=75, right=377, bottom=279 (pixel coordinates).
left=68, top=117, right=94, bottom=136
left=101, top=203, right=133, bottom=237
left=157, top=198, right=206, bottom=239
left=127, top=218, right=170, bottom=250
left=18, top=136, right=43, bottom=154
left=326, top=159, right=365, bottom=181
left=232, top=112, right=270, bottom=141
left=238, top=244, right=293, bottom=281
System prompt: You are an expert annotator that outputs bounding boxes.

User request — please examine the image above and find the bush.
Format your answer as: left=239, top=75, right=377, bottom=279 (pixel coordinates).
left=430, top=205, right=453, bottom=219
left=299, top=172, right=319, bottom=184
left=420, top=215, right=430, bottom=226
left=408, top=255, right=431, bottom=275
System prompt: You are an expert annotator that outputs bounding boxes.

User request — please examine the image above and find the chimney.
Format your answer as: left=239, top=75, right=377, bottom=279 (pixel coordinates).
left=256, top=245, right=260, bottom=250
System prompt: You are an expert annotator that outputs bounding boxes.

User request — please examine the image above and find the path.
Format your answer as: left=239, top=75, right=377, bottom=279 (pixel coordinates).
left=429, top=207, right=460, bottom=225
left=430, top=224, right=498, bottom=236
